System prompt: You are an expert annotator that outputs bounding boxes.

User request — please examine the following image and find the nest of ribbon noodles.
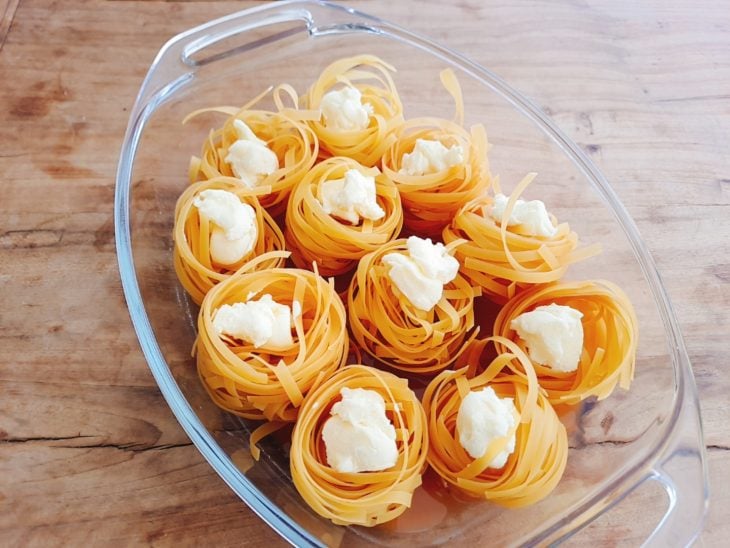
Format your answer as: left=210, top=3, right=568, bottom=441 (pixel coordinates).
left=492, top=280, right=638, bottom=406
left=381, top=69, right=491, bottom=236
left=173, top=179, right=286, bottom=304
left=443, top=173, right=601, bottom=304
left=285, top=156, right=403, bottom=276
left=303, top=55, right=404, bottom=167
left=290, top=365, right=428, bottom=527
left=348, top=238, right=478, bottom=374
left=185, top=85, right=319, bottom=216
left=423, top=336, right=568, bottom=507
left=196, top=252, right=349, bottom=424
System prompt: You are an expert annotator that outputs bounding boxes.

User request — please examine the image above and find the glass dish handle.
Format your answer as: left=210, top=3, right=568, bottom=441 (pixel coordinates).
left=577, top=363, right=708, bottom=546
left=131, top=1, right=382, bottom=117
left=641, top=363, right=708, bottom=547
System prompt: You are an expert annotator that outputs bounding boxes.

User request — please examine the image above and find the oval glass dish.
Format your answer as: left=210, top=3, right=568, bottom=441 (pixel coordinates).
left=114, top=1, right=709, bottom=545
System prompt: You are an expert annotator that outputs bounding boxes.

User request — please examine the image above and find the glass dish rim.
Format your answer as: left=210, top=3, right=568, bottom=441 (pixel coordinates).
left=113, top=1, right=708, bottom=545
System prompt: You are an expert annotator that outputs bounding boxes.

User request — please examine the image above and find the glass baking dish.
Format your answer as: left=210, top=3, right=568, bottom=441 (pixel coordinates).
left=114, top=1, right=708, bottom=545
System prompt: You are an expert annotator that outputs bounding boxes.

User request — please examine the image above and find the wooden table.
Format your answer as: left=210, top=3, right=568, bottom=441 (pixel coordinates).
left=1, top=0, right=727, bottom=545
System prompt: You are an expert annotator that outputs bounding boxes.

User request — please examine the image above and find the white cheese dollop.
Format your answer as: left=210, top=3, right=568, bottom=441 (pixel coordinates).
left=381, top=236, right=460, bottom=312
left=317, top=168, right=385, bottom=224
left=212, top=294, right=294, bottom=349
left=457, top=387, right=517, bottom=468
left=489, top=193, right=557, bottom=237
left=321, top=387, right=398, bottom=473
left=224, top=119, right=279, bottom=189
left=193, top=189, right=258, bottom=265
left=399, top=138, right=464, bottom=176
left=510, top=303, right=584, bottom=373
left=320, top=86, right=374, bottom=131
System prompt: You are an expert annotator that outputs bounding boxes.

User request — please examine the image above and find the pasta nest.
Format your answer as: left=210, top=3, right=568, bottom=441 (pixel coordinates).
left=423, top=336, right=568, bottom=507
left=381, top=118, right=491, bottom=236
left=186, top=85, right=319, bottom=216
left=173, top=179, right=286, bottom=305
left=347, top=238, right=478, bottom=374
left=285, top=156, right=403, bottom=276
left=290, top=365, right=428, bottom=527
left=492, top=280, right=638, bottom=405
left=303, top=54, right=404, bottom=167
left=443, top=173, right=600, bottom=303
left=196, top=254, right=349, bottom=422
left=380, top=68, right=491, bottom=236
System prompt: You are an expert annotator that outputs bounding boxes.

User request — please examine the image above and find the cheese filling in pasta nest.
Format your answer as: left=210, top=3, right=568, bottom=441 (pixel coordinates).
left=290, top=365, right=428, bottom=527
left=492, top=280, right=638, bottom=405
left=196, top=253, right=349, bottom=422
left=348, top=238, right=479, bottom=374
left=303, top=54, right=404, bottom=167
left=173, top=180, right=286, bottom=304
left=285, top=156, right=403, bottom=276
left=423, top=336, right=568, bottom=506
left=443, top=172, right=601, bottom=303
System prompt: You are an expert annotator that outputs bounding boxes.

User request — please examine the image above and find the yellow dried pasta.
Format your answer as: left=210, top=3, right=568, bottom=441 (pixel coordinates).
left=290, top=365, right=427, bottom=526
left=381, top=69, right=491, bottom=235
left=285, top=156, right=403, bottom=276
left=173, top=179, right=286, bottom=304
left=303, top=54, right=404, bottom=166
left=186, top=84, right=319, bottom=216
left=196, top=253, right=349, bottom=422
left=492, top=280, right=638, bottom=405
left=348, top=238, right=478, bottom=374
left=443, top=173, right=601, bottom=303
left=423, top=336, right=568, bottom=507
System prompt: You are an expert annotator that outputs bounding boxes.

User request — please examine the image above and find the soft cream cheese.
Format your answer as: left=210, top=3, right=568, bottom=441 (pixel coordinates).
left=320, top=86, right=374, bottom=131
left=321, top=387, right=398, bottom=473
left=224, top=119, right=279, bottom=188
left=510, top=303, right=584, bottom=372
left=212, top=294, right=294, bottom=349
left=489, top=193, right=557, bottom=237
left=381, top=236, right=460, bottom=312
left=457, top=387, right=517, bottom=468
left=317, top=168, right=385, bottom=224
left=399, top=138, right=464, bottom=176
left=193, top=189, right=258, bottom=265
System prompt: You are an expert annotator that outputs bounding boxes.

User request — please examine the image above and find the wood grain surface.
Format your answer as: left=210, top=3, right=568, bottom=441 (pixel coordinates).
left=1, top=0, right=728, bottom=545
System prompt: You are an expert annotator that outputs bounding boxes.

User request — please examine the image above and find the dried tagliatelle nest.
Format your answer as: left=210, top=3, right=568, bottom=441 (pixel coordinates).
left=173, top=179, right=286, bottom=304
left=303, top=54, right=404, bottom=167
left=196, top=253, right=348, bottom=423
left=285, top=156, right=403, bottom=276
left=492, top=280, right=638, bottom=405
left=443, top=172, right=601, bottom=303
left=290, top=365, right=427, bottom=526
left=348, top=237, right=478, bottom=374
left=185, top=85, right=320, bottom=216
left=423, top=337, right=568, bottom=507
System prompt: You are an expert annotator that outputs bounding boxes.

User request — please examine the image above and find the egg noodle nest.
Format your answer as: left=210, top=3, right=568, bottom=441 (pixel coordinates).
left=285, top=156, right=403, bottom=276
